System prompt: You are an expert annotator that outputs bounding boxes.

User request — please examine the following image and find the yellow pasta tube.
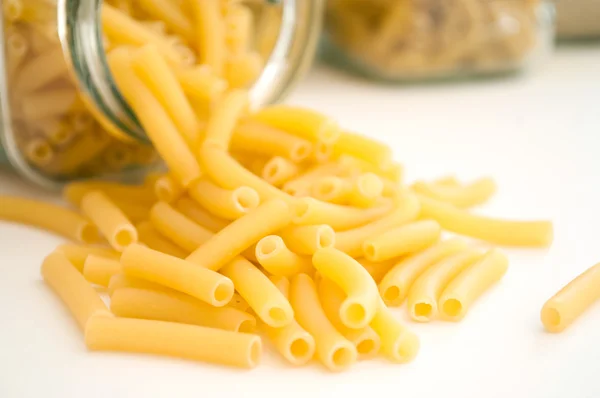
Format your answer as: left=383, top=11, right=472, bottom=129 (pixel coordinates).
left=335, top=193, right=420, bottom=257
left=135, top=0, right=193, bottom=41
left=20, top=89, right=79, bottom=121
left=541, top=263, right=600, bottom=333
left=224, top=52, right=263, bottom=89
left=102, top=4, right=182, bottom=63
left=56, top=244, right=120, bottom=272
left=136, top=221, right=188, bottom=258
left=347, top=173, right=385, bottom=208
left=63, top=181, right=156, bottom=207
left=379, top=238, right=468, bottom=306
left=41, top=252, right=112, bottom=330
left=439, top=249, right=509, bottom=321
left=149, top=202, right=213, bottom=251
left=259, top=275, right=316, bottom=365
left=199, top=144, right=293, bottom=202
left=108, top=273, right=168, bottom=296
left=279, top=224, right=335, bottom=255
left=224, top=4, right=253, bottom=54
left=85, top=316, right=261, bottom=369
left=370, top=300, right=419, bottom=363
left=108, top=49, right=201, bottom=186
left=312, top=248, right=379, bottom=329
left=363, top=220, right=442, bottom=262
left=412, top=177, right=496, bottom=208
left=174, top=197, right=228, bottom=232
left=24, top=139, right=53, bottom=166
left=418, top=195, right=554, bottom=247
left=173, top=65, right=228, bottom=101
left=407, top=250, right=483, bottom=322
left=203, top=89, right=249, bottom=150
left=228, top=293, right=250, bottom=312
left=255, top=235, right=313, bottom=277
left=186, top=199, right=292, bottom=271
left=289, top=274, right=357, bottom=371
left=83, top=255, right=122, bottom=287
left=310, top=176, right=349, bottom=204
left=230, top=121, right=313, bottom=162
left=261, top=156, right=300, bottom=187
left=131, top=45, right=201, bottom=148
left=332, top=131, right=393, bottom=169
left=293, top=197, right=394, bottom=231
left=80, top=191, right=138, bottom=252
left=121, top=244, right=234, bottom=306
left=192, top=0, right=225, bottom=74
left=0, top=196, right=99, bottom=244
left=14, top=47, right=68, bottom=94
left=357, top=258, right=397, bottom=283
left=220, top=256, right=294, bottom=328
left=154, top=174, right=184, bottom=203
left=110, top=287, right=256, bottom=333
left=318, top=278, right=381, bottom=357
left=250, top=105, right=342, bottom=144
left=187, top=176, right=259, bottom=220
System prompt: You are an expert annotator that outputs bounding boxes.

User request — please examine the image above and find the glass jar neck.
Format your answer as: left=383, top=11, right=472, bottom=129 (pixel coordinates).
left=60, top=0, right=324, bottom=143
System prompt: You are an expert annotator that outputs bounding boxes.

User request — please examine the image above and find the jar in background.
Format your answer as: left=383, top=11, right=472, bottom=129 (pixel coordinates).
left=0, top=0, right=323, bottom=188
left=556, top=0, right=600, bottom=39
left=323, top=0, right=555, bottom=81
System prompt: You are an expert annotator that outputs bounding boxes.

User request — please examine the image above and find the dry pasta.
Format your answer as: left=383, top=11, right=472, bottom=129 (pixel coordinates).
left=289, top=273, right=357, bottom=371
left=63, top=181, right=156, bottom=207
left=174, top=197, right=229, bottom=232
left=135, top=221, right=188, bottom=258
left=85, top=316, right=261, bottom=368
left=370, top=299, right=419, bottom=363
left=541, top=262, right=600, bottom=333
left=191, top=0, right=225, bottom=74
left=412, top=177, right=496, bottom=208
left=41, top=251, right=112, bottom=330
left=332, top=131, right=393, bottom=169
left=153, top=174, right=184, bottom=203
left=135, top=0, right=193, bottom=41
left=203, top=89, right=249, bottom=150
left=279, top=224, right=335, bottom=255
left=261, top=156, right=300, bottom=187
left=56, top=244, right=120, bottom=272
left=187, top=176, right=259, bottom=220
left=255, top=235, right=314, bottom=277
left=82, top=255, right=122, bottom=287
left=149, top=201, right=213, bottom=252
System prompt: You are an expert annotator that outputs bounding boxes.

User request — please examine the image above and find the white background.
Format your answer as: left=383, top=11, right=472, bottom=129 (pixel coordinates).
left=1, top=45, right=600, bottom=397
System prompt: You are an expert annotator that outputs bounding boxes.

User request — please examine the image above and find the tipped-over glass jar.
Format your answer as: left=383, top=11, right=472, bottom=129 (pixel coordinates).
left=324, top=0, right=555, bottom=81
left=0, top=0, right=323, bottom=187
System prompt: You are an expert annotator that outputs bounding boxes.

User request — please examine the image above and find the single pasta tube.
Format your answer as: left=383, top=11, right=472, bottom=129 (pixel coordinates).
left=279, top=224, right=335, bottom=255
left=131, top=45, right=201, bottom=148
left=41, top=252, right=112, bottom=330
left=541, top=262, right=600, bottom=333
left=187, top=176, right=260, bottom=220
left=203, top=89, right=249, bottom=150
left=135, top=0, right=193, bottom=41
left=357, top=258, right=396, bottom=284
left=418, top=195, right=554, bottom=247
left=56, top=244, right=120, bottom=272
left=199, top=144, right=293, bottom=203
left=224, top=52, right=263, bottom=89
left=370, top=300, right=419, bottom=363
left=335, top=193, right=421, bottom=257
left=311, top=176, right=350, bottom=204
left=379, top=238, right=468, bottom=306
left=108, top=274, right=169, bottom=297
left=412, top=177, right=496, bottom=208
left=0, top=196, right=98, bottom=244
left=63, top=181, right=156, bottom=207
left=261, top=157, right=300, bottom=187
left=332, top=131, right=393, bottom=169
left=363, top=220, right=442, bottom=262
left=149, top=202, right=213, bottom=252
left=83, top=255, right=122, bottom=287
left=347, top=173, right=385, bottom=208
left=312, top=248, right=379, bottom=329
left=230, top=121, right=313, bottom=163
left=220, top=256, right=294, bottom=328
left=312, top=141, right=333, bottom=164
left=102, top=4, right=182, bottom=63
left=318, top=278, right=381, bottom=357
left=174, top=197, right=228, bottom=232
left=250, top=105, right=341, bottom=144
left=173, top=65, right=228, bottom=101
left=110, top=287, right=256, bottom=333
left=283, top=161, right=355, bottom=197
left=154, top=174, right=184, bottom=203
left=293, top=197, right=393, bottom=231
left=407, top=250, right=483, bottom=322
left=192, top=0, right=225, bottom=74
left=255, top=235, right=313, bottom=277
left=224, top=4, right=253, bottom=54
left=80, top=191, right=138, bottom=252
left=121, top=244, right=234, bottom=307
left=186, top=199, right=292, bottom=271
left=289, top=274, right=357, bottom=371
left=24, top=139, right=54, bottom=166
left=85, top=316, right=262, bottom=369
left=108, top=48, right=201, bottom=186
left=135, top=221, right=188, bottom=258
left=439, top=249, right=509, bottom=321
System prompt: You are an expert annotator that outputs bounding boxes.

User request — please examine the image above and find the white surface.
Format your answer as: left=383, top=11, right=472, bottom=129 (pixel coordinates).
left=2, top=46, right=600, bottom=398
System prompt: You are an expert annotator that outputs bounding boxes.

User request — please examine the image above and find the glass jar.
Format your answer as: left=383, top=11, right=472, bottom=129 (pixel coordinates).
left=323, top=0, right=555, bottom=81
left=0, top=0, right=324, bottom=188
left=556, top=0, right=600, bottom=39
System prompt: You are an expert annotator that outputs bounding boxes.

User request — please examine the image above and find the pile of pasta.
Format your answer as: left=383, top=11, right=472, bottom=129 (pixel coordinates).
left=326, top=0, right=540, bottom=78
left=2, top=0, right=279, bottom=178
